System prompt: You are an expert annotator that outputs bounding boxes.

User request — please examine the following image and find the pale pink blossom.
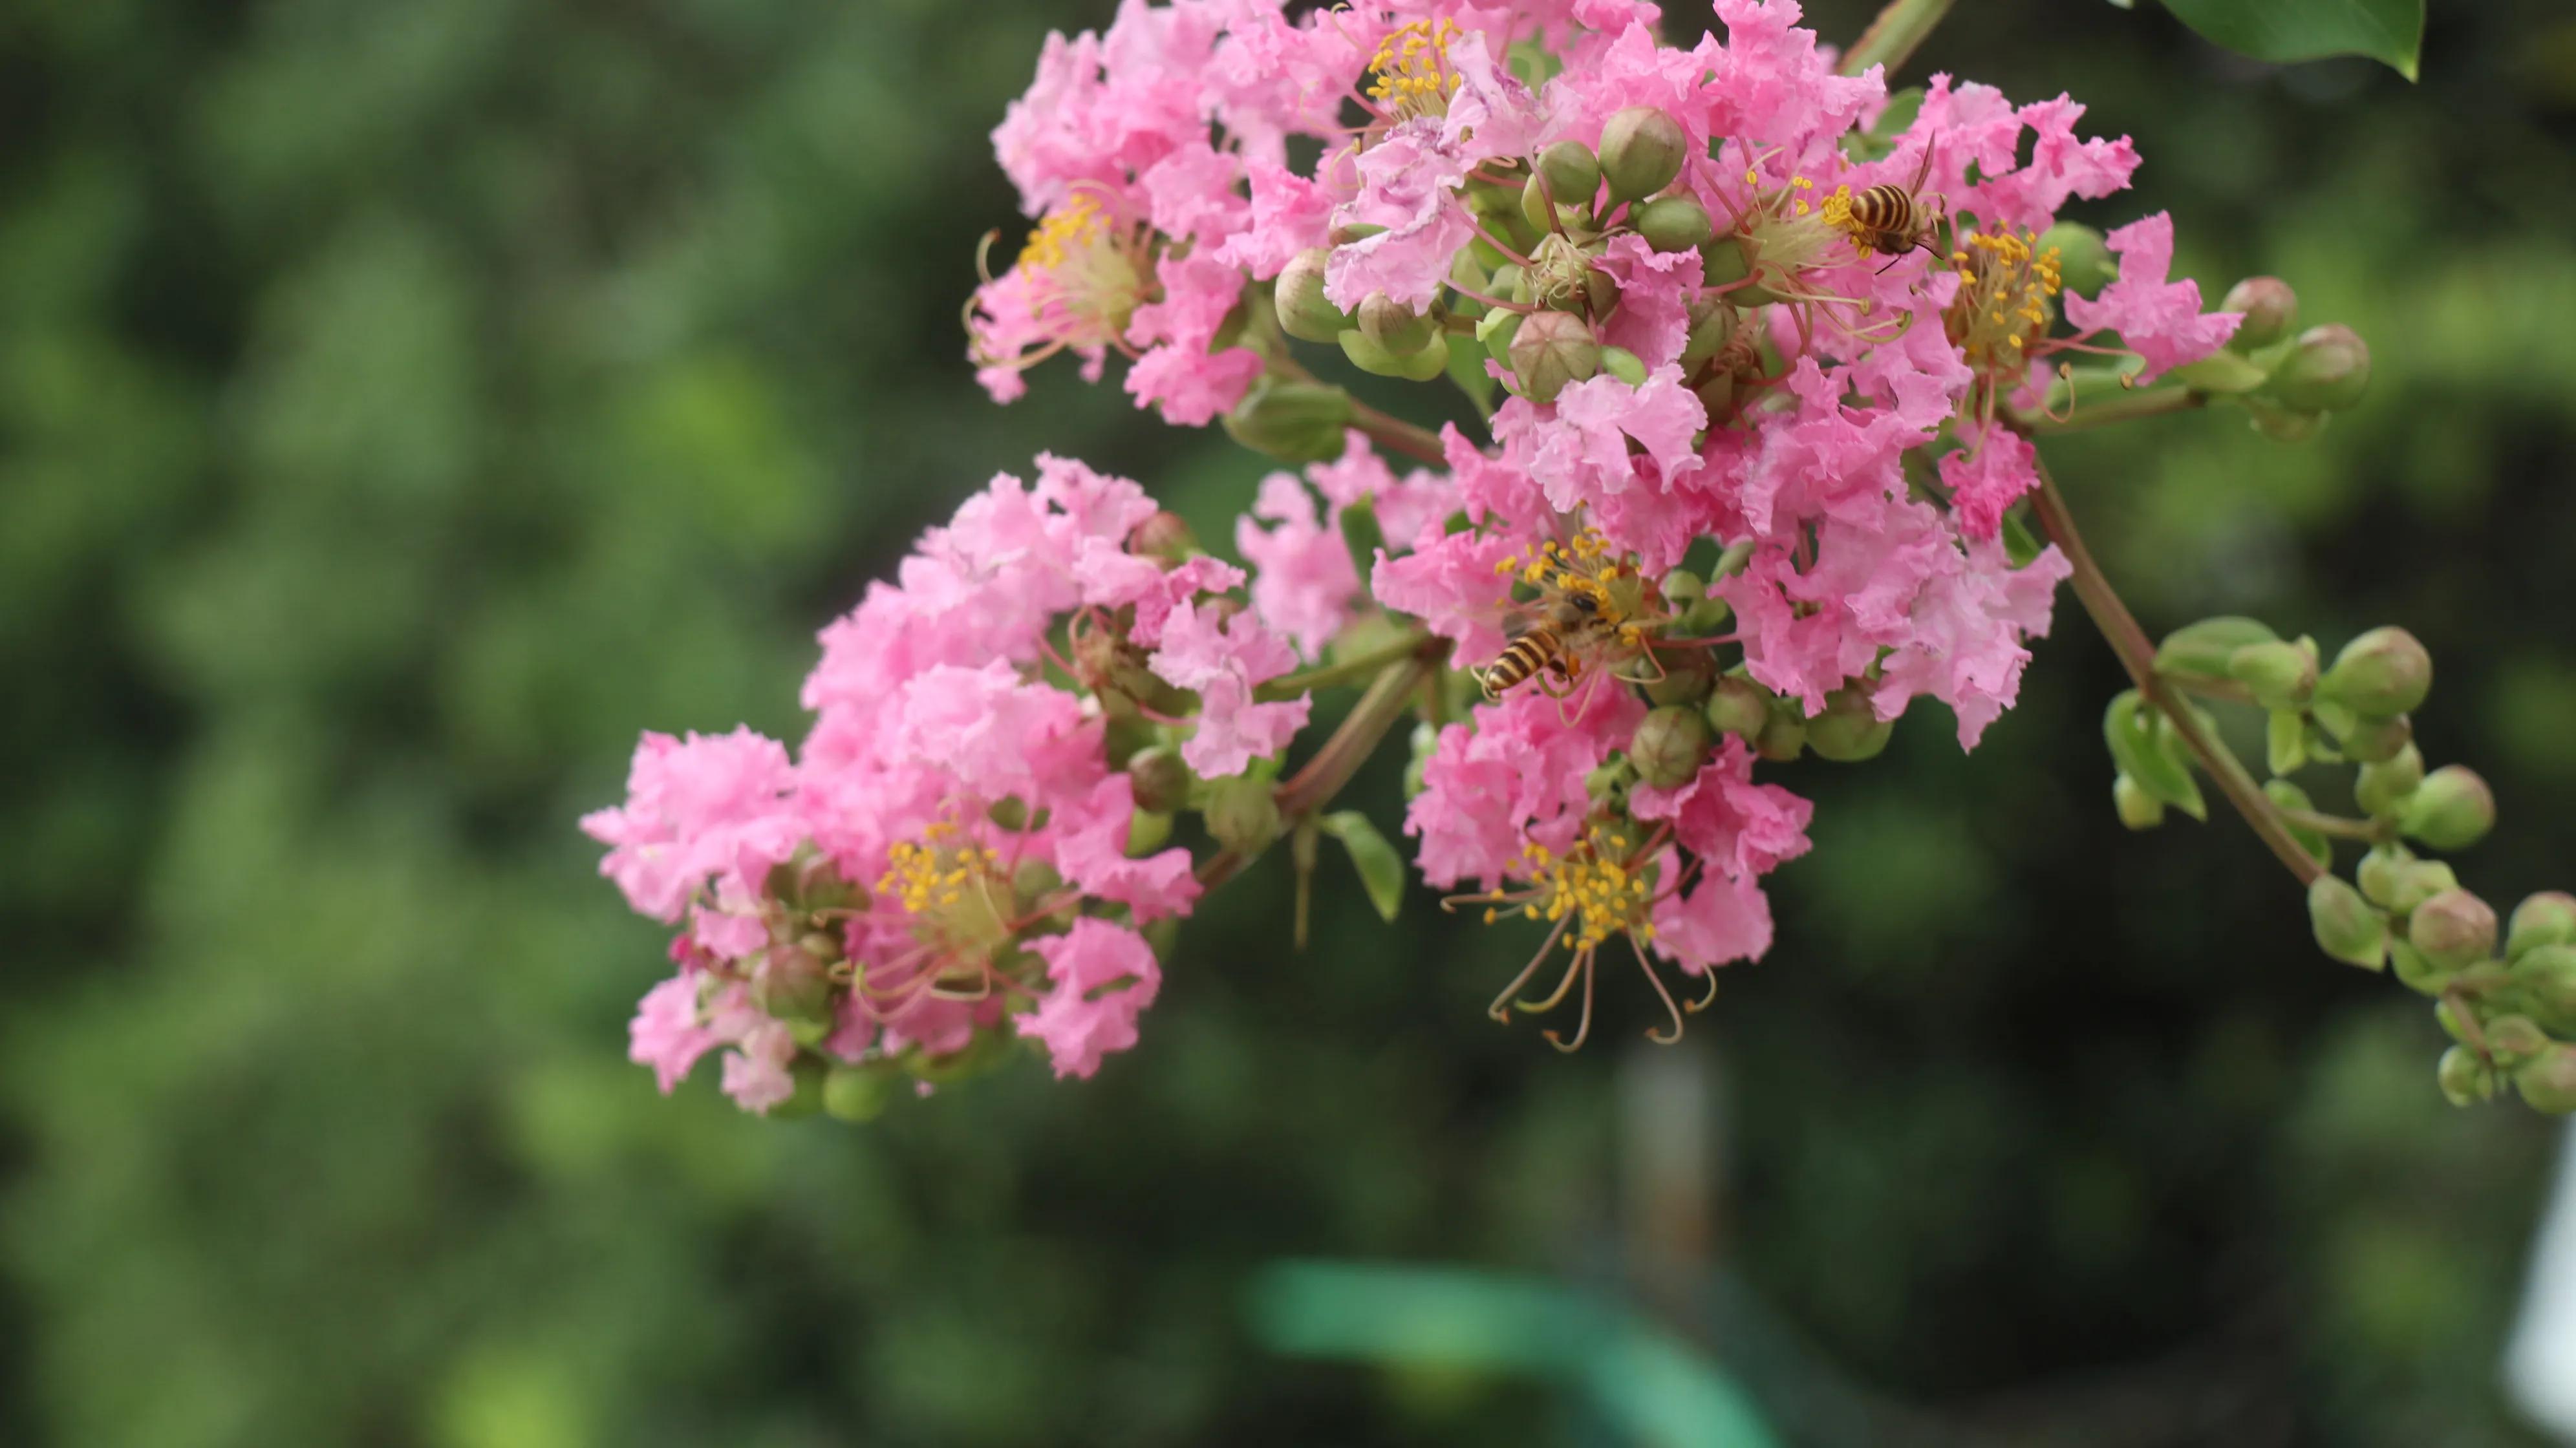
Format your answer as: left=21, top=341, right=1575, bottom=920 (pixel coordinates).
left=2062, top=213, right=2241, bottom=383
left=1016, top=919, right=1164, bottom=1078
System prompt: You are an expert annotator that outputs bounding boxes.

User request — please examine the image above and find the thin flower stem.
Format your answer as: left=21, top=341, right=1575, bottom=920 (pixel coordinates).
left=2028, top=456, right=2327, bottom=886
left=2277, top=807, right=2392, bottom=844
left=2019, top=384, right=2207, bottom=435
left=1837, top=0, right=1955, bottom=80
left=1347, top=398, right=1448, bottom=465
left=1259, top=628, right=1433, bottom=701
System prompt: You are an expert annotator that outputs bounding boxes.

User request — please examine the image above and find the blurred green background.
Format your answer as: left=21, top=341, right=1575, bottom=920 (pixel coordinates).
left=6, top=0, right=2576, bottom=1443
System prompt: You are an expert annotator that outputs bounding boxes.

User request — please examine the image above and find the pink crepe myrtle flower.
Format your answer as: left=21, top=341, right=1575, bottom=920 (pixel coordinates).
left=1150, top=598, right=1313, bottom=777
left=2061, top=212, right=2242, bottom=383
left=1015, top=919, right=1165, bottom=1078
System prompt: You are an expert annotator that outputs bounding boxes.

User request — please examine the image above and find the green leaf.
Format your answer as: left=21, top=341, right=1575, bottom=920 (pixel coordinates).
left=1840, top=86, right=1925, bottom=163
left=2267, top=707, right=2308, bottom=776
left=1999, top=509, right=2043, bottom=568
left=1318, top=811, right=1407, bottom=922
left=2104, top=690, right=2207, bottom=821
left=1337, top=497, right=1388, bottom=586
left=2154, top=0, right=2423, bottom=81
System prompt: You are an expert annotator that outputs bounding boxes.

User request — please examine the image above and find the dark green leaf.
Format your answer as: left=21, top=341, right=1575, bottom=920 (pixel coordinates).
left=1318, top=811, right=1406, bottom=922
left=2155, top=0, right=2423, bottom=81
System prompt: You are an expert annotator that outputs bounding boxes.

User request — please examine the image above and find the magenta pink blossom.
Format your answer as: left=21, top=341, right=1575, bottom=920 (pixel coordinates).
left=2063, top=213, right=2241, bottom=383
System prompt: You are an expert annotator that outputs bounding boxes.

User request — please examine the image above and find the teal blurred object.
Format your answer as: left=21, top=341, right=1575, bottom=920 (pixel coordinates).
left=1248, top=1261, right=1781, bottom=1448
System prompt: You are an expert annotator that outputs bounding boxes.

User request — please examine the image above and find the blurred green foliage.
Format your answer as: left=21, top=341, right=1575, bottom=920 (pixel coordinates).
left=5, top=1, right=2576, bottom=1443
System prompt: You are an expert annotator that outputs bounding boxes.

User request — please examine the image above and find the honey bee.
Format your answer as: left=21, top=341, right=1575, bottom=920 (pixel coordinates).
left=1478, top=591, right=1611, bottom=700
left=1833, top=144, right=1946, bottom=266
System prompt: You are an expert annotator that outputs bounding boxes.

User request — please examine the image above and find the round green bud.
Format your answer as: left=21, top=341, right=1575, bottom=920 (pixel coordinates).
left=1661, top=568, right=1707, bottom=607
left=986, top=795, right=1035, bottom=831
left=2489, top=1014, right=2551, bottom=1067
left=1585, top=752, right=1638, bottom=809
left=1223, top=378, right=1355, bottom=465
left=1340, top=324, right=1451, bottom=382
left=2400, top=765, right=2495, bottom=852
left=752, top=943, right=834, bottom=1024
left=1631, top=705, right=1713, bottom=789
left=2308, top=873, right=2388, bottom=971
left=2319, top=626, right=2432, bottom=718
left=2227, top=640, right=2315, bottom=711
left=1508, top=309, right=1602, bottom=405
left=1519, top=174, right=1576, bottom=233
left=2390, top=939, right=2451, bottom=996
left=823, top=1064, right=896, bottom=1123
left=1704, top=676, right=1771, bottom=741
left=1128, top=510, right=1201, bottom=564
left=2339, top=712, right=2412, bottom=765
left=2353, top=743, right=2425, bottom=818
left=1598, top=106, right=1688, bottom=202
left=2509, top=891, right=2576, bottom=961
left=2358, top=844, right=2457, bottom=915
left=2113, top=772, right=2166, bottom=831
left=1807, top=687, right=1893, bottom=763
left=1013, top=858, right=1066, bottom=912
left=1754, top=702, right=1806, bottom=763
left=1679, top=301, right=1737, bottom=370
left=1699, top=235, right=1753, bottom=289
left=1125, top=744, right=1192, bottom=815
left=2512, top=944, right=2576, bottom=1024
left=1643, top=646, right=1717, bottom=707
left=1635, top=195, right=1713, bottom=255
left=2220, top=276, right=2299, bottom=352
left=2438, top=1045, right=2496, bottom=1107
left=2037, top=220, right=2114, bottom=299
left=1274, top=248, right=1353, bottom=343
left=1126, top=809, right=1174, bottom=858
left=766, top=1054, right=829, bottom=1120
left=2266, top=323, right=2372, bottom=413
left=2409, top=887, right=2498, bottom=970
left=2518, top=1045, right=2576, bottom=1114
left=2245, top=397, right=2326, bottom=443
left=1538, top=141, right=1601, bottom=211
left=1357, top=292, right=1437, bottom=355
left=1203, top=774, right=1282, bottom=854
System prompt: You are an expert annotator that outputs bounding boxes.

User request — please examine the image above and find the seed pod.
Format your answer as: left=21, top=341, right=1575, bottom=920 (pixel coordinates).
left=1632, top=705, right=1713, bottom=788
left=2221, top=276, right=2299, bottom=352
left=2308, top=874, right=2388, bottom=971
left=1538, top=141, right=1601, bottom=211
left=1508, top=309, right=1602, bottom=404
left=2509, top=892, right=2576, bottom=961
left=2039, top=220, right=2114, bottom=300
left=2227, top=640, right=2315, bottom=710
left=2409, top=888, right=2498, bottom=970
left=1274, top=249, right=1353, bottom=343
left=1357, top=292, right=1437, bottom=354
left=2354, top=743, right=2425, bottom=818
left=2319, top=626, right=2431, bottom=718
left=1807, top=686, right=1893, bottom=763
left=1635, top=195, right=1714, bottom=254
left=1704, top=676, right=1771, bottom=741
left=2400, top=765, right=2495, bottom=851
left=2266, top=323, right=2372, bottom=412
left=2518, top=1045, right=2576, bottom=1114
left=2113, top=773, right=2166, bottom=830
left=1599, top=106, right=1688, bottom=202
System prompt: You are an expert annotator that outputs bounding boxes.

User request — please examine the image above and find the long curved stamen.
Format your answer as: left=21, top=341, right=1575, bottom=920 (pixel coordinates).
left=1635, top=941, right=1688, bottom=1045
left=1543, top=955, right=1598, bottom=1053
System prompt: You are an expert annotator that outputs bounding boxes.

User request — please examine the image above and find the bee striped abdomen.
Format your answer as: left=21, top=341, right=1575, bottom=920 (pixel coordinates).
left=1479, top=630, right=1564, bottom=699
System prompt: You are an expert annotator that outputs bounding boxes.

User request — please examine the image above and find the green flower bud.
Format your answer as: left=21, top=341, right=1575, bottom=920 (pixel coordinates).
left=2308, top=874, right=2388, bottom=971
left=1508, top=309, right=1601, bottom=404
left=753, top=942, right=834, bottom=1025
left=1699, top=235, right=1753, bottom=289
left=823, top=1063, right=896, bottom=1123
left=2409, top=887, right=2498, bottom=970
left=1274, top=248, right=1353, bottom=343
left=1679, top=301, right=1737, bottom=370
left=1807, top=686, right=1893, bottom=763
left=2244, top=396, right=2326, bottom=443
left=2153, top=615, right=2279, bottom=683
left=2113, top=773, right=2167, bottom=830
left=1128, top=510, right=1201, bottom=564
left=1661, top=568, right=1707, bottom=607
left=1692, top=369, right=1736, bottom=419
left=1340, top=324, right=1452, bottom=382
left=1599, top=345, right=1648, bottom=387
left=2489, top=1014, right=2551, bottom=1067
left=2399, top=765, right=2495, bottom=851
left=2266, top=323, right=2372, bottom=413
left=1125, top=744, right=1191, bottom=815
left=1519, top=173, right=1578, bottom=233
left=1583, top=266, right=1620, bottom=318
left=2227, top=640, right=2315, bottom=710
left=1204, top=774, right=1282, bottom=854
left=1223, top=378, right=1355, bottom=465
left=2035, top=220, right=2113, bottom=299
left=986, top=795, right=1035, bottom=831
left=1126, top=809, right=1174, bottom=857
left=2518, top=1045, right=2576, bottom=1114
left=2354, top=743, right=2425, bottom=818
left=2509, top=891, right=2576, bottom=960
left=2438, top=1045, right=2496, bottom=1107
left=2357, top=843, right=2458, bottom=915
left=2338, top=712, right=2412, bottom=765
left=2512, top=944, right=2576, bottom=1023
left=1585, top=752, right=1637, bottom=809
left=1703, top=676, right=1771, bottom=741
left=2220, top=276, right=2299, bottom=352
left=1599, top=106, right=1687, bottom=202
left=1755, top=701, right=1806, bottom=763
left=1014, top=860, right=1067, bottom=915
left=767, top=1054, right=830, bottom=1120
left=1635, top=195, right=1713, bottom=255
left=1642, top=646, right=1717, bottom=707
left=1679, top=593, right=1730, bottom=637
left=1538, top=140, right=1601, bottom=211
left=1357, top=292, right=1437, bottom=354
left=2319, top=626, right=2431, bottom=718
left=1631, top=705, right=1713, bottom=788
left=2390, top=938, right=2451, bottom=996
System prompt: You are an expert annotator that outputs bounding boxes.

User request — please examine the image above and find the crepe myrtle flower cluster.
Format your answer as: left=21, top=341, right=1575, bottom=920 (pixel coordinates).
left=590, top=0, right=2542, bottom=1119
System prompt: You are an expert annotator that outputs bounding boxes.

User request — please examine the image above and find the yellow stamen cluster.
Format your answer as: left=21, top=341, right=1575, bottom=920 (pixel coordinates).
left=877, top=822, right=1002, bottom=915
left=1483, top=836, right=1656, bottom=949
left=1367, top=18, right=1462, bottom=120
left=1945, top=229, right=2062, bottom=367
left=1819, top=184, right=1856, bottom=236
left=1019, top=193, right=1107, bottom=272
left=1492, top=529, right=1652, bottom=649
